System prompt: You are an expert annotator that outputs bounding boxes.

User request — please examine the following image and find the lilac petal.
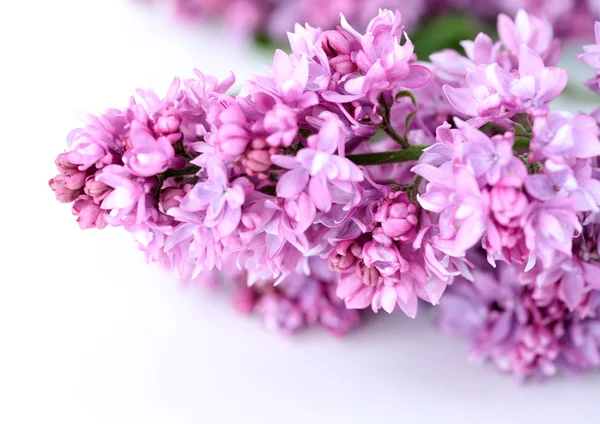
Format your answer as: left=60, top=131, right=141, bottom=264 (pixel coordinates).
left=273, top=49, right=294, bottom=86
left=380, top=285, right=398, bottom=314
left=216, top=204, right=242, bottom=236
left=519, top=45, right=544, bottom=78
left=560, top=271, right=585, bottom=311
left=399, top=64, right=432, bottom=89
left=443, top=86, right=477, bottom=116
left=276, top=168, right=310, bottom=199
left=539, top=68, right=568, bottom=103
left=497, top=13, right=519, bottom=53
left=539, top=211, right=565, bottom=242
left=321, top=91, right=362, bottom=103
left=181, top=183, right=216, bottom=211
left=309, top=174, right=332, bottom=212
left=316, top=118, right=342, bottom=154
left=205, top=154, right=228, bottom=187
left=525, top=175, right=555, bottom=201
left=271, top=154, right=300, bottom=170
left=396, top=293, right=418, bottom=318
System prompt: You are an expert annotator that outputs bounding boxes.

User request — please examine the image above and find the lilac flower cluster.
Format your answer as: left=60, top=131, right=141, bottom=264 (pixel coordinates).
left=144, top=0, right=600, bottom=41
left=437, top=256, right=600, bottom=380
left=51, top=9, right=600, bottom=378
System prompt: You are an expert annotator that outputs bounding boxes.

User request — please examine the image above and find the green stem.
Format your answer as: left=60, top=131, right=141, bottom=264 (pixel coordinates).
left=346, top=145, right=429, bottom=165
left=161, top=166, right=201, bottom=179
left=378, top=95, right=410, bottom=149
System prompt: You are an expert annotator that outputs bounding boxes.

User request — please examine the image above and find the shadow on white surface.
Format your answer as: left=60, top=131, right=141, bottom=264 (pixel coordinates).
left=2, top=1, right=599, bottom=423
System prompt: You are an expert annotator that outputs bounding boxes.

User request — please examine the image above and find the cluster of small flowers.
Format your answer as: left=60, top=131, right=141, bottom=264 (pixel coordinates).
left=437, top=254, right=600, bottom=380
left=51, top=8, right=600, bottom=378
left=143, top=0, right=600, bottom=40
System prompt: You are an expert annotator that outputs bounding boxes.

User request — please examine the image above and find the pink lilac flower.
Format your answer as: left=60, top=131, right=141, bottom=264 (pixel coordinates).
left=65, top=109, right=127, bottom=170
left=412, top=162, right=490, bottom=257
left=530, top=112, right=600, bottom=163
left=444, top=45, right=567, bottom=122
left=180, top=154, right=253, bottom=236
left=523, top=198, right=582, bottom=269
left=322, top=9, right=431, bottom=108
left=272, top=113, right=364, bottom=213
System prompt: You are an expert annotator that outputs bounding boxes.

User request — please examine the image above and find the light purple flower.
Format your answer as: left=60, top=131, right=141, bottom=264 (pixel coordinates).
left=65, top=109, right=127, bottom=170
left=123, top=119, right=175, bottom=177
left=96, top=165, right=151, bottom=225
left=272, top=114, right=364, bottom=212
left=444, top=45, right=567, bottom=121
left=526, top=159, right=600, bottom=212
left=412, top=162, right=490, bottom=257
left=523, top=198, right=582, bottom=269
left=578, top=21, right=600, bottom=95
left=496, top=9, right=561, bottom=67
left=323, top=9, right=431, bottom=105
left=455, top=120, right=526, bottom=186
left=530, top=112, right=600, bottom=163
left=437, top=260, right=600, bottom=380
left=180, top=154, right=252, bottom=236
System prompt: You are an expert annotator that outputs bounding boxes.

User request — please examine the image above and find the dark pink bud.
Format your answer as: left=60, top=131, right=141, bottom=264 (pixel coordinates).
left=55, top=153, right=80, bottom=175
left=64, top=171, right=87, bottom=190
left=329, top=55, right=357, bottom=74
left=320, top=30, right=352, bottom=56
left=328, top=240, right=362, bottom=272
left=49, top=175, right=82, bottom=203
left=160, top=186, right=187, bottom=211
left=242, top=149, right=271, bottom=176
left=72, top=196, right=107, bottom=229
left=213, top=124, right=249, bottom=159
left=356, top=262, right=381, bottom=287
left=84, top=177, right=112, bottom=204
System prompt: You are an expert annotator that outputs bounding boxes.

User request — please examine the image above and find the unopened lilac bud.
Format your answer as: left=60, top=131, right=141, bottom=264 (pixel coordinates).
left=154, top=107, right=182, bottom=136
left=329, top=55, right=357, bottom=74
left=328, top=240, right=362, bottom=272
left=356, top=262, right=381, bottom=287
left=213, top=124, right=249, bottom=159
left=373, top=191, right=418, bottom=243
left=160, top=186, right=187, bottom=211
left=242, top=148, right=271, bottom=176
left=64, top=171, right=88, bottom=190
left=49, top=175, right=82, bottom=203
left=320, top=30, right=352, bottom=56
left=55, top=153, right=79, bottom=175
left=84, top=177, right=112, bottom=204
left=72, top=195, right=107, bottom=229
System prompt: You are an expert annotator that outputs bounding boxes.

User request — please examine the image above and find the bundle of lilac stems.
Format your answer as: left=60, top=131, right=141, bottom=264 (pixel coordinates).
left=50, top=9, right=600, bottom=380
left=144, top=0, right=600, bottom=40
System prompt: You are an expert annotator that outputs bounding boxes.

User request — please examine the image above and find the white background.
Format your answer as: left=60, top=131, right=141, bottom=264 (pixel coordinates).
left=1, top=1, right=599, bottom=423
